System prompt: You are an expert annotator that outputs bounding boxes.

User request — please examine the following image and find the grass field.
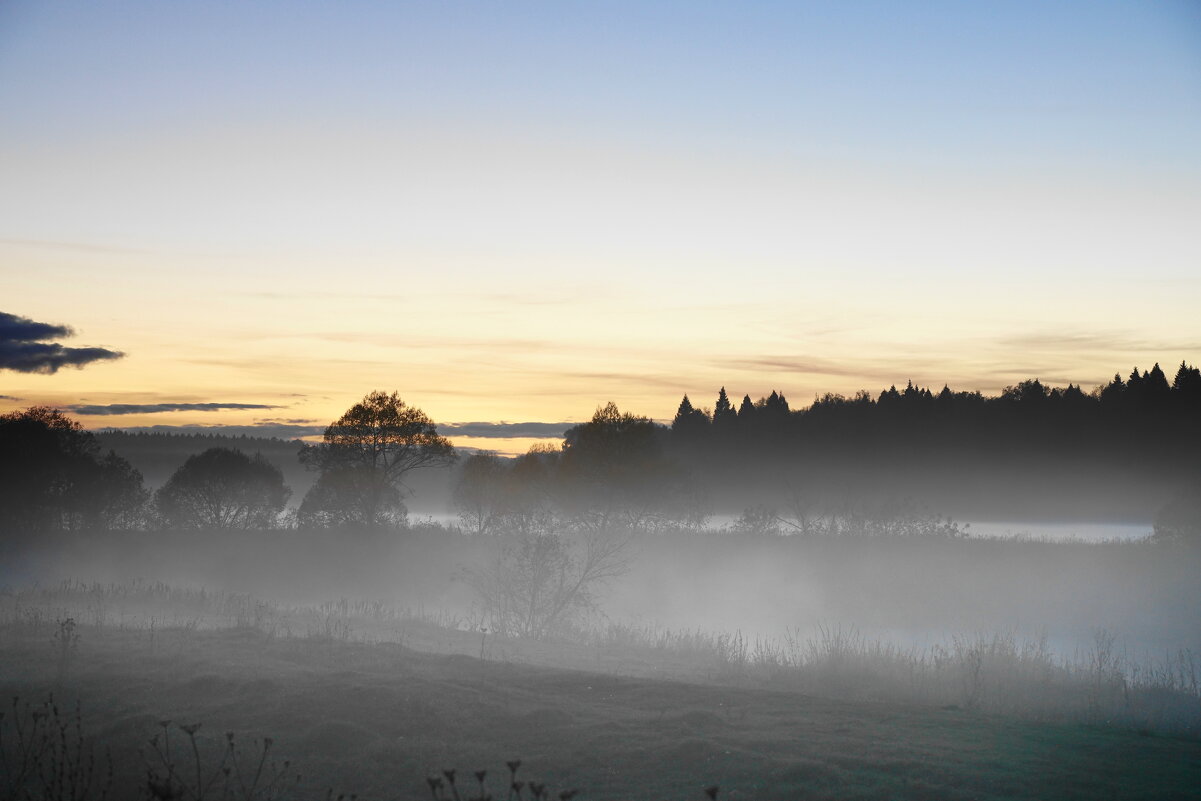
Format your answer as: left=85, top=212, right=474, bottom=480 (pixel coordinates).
left=2, top=593, right=1200, bottom=801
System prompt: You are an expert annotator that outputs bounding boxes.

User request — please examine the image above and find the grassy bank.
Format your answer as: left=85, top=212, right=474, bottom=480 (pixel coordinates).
left=3, top=616, right=1201, bottom=801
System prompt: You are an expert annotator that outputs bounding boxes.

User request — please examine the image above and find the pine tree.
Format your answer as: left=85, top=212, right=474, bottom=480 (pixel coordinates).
left=1172, top=361, right=1201, bottom=396
left=1144, top=363, right=1170, bottom=399
left=713, top=387, right=736, bottom=426
left=1099, top=373, right=1125, bottom=405
left=672, top=395, right=697, bottom=431
left=737, top=394, right=755, bottom=419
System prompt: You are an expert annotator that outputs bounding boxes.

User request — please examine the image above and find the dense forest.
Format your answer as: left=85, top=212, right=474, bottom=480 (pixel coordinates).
left=662, top=362, right=1201, bottom=519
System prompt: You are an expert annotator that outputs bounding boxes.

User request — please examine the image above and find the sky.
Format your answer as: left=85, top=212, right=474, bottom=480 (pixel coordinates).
left=2, top=1, right=1200, bottom=454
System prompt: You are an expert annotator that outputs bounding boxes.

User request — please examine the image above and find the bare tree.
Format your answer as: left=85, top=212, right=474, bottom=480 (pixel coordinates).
left=470, top=527, right=634, bottom=639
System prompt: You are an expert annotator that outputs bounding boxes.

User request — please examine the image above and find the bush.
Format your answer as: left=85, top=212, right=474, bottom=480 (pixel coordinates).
left=156, top=448, right=290, bottom=529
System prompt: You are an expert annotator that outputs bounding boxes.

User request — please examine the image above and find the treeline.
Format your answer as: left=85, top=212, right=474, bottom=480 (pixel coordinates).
left=662, top=362, right=1201, bottom=518
left=0, top=407, right=294, bottom=539
left=0, top=392, right=456, bottom=538
left=671, top=362, right=1201, bottom=464
left=3, top=361, right=1199, bottom=539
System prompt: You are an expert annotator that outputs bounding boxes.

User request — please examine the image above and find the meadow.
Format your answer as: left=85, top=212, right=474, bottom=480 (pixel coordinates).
left=2, top=526, right=1200, bottom=799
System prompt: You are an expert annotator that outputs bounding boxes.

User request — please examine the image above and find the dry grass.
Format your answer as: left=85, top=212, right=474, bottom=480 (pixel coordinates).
left=3, top=580, right=1199, bottom=736
left=2, top=614, right=1200, bottom=800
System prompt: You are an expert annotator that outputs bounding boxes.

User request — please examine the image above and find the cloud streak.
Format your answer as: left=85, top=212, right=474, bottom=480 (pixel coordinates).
left=998, top=330, right=1201, bottom=353
left=0, top=311, right=125, bottom=374
left=67, top=402, right=282, bottom=415
left=439, top=421, right=572, bottom=438
left=95, top=421, right=573, bottom=441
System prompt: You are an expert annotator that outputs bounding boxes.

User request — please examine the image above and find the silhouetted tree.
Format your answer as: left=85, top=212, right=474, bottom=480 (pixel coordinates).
left=0, top=407, right=147, bottom=536
left=502, top=444, right=560, bottom=536
left=74, top=450, right=150, bottom=530
left=559, top=402, right=674, bottom=528
left=1099, top=373, right=1125, bottom=404
left=1143, top=363, right=1171, bottom=402
left=299, top=391, right=455, bottom=527
left=453, top=452, right=510, bottom=535
left=156, top=447, right=290, bottom=529
left=1002, top=379, right=1049, bottom=405
left=713, top=387, right=736, bottom=427
left=299, top=464, right=403, bottom=528
left=672, top=394, right=695, bottom=428
left=1172, top=362, right=1201, bottom=396
left=737, top=394, right=755, bottom=420
left=648, top=360, right=1201, bottom=521
left=671, top=394, right=709, bottom=438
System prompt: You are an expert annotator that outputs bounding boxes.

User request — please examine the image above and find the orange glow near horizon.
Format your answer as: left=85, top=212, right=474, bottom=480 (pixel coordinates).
left=2, top=5, right=1199, bottom=436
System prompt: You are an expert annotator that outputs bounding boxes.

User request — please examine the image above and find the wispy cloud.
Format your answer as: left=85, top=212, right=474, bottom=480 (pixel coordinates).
left=0, top=311, right=125, bottom=374
left=67, top=402, right=282, bottom=415
left=999, top=330, right=1201, bottom=353
left=0, top=395, right=20, bottom=401
left=724, top=356, right=869, bottom=379
left=439, top=421, right=572, bottom=438
left=562, top=371, right=694, bottom=392
left=0, top=237, right=151, bottom=256
left=237, top=291, right=411, bottom=302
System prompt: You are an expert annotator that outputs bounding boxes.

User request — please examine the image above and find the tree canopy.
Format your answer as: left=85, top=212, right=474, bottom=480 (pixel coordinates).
left=299, top=391, right=455, bottom=527
left=0, top=406, right=147, bottom=536
left=155, top=447, right=290, bottom=529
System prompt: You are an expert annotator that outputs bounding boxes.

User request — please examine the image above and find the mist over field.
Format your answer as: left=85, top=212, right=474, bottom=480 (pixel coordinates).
left=5, top=1, right=1201, bottom=798
left=4, top=370, right=1201, bottom=799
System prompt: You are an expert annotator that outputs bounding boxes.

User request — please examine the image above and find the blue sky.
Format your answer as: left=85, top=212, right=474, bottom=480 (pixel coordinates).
left=2, top=1, right=1199, bottom=450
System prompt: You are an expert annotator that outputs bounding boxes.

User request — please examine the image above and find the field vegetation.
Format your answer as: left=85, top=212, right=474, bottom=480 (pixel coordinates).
left=3, top=576, right=1201, bottom=800
left=3, top=369, right=1201, bottom=798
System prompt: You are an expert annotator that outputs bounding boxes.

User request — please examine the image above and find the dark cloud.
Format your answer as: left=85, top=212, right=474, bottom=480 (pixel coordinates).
left=439, top=422, right=572, bottom=438
left=67, top=402, right=282, bottom=415
left=0, top=311, right=125, bottom=373
left=100, top=421, right=566, bottom=443
left=0, top=341, right=126, bottom=374
left=0, top=395, right=20, bottom=401
left=0, top=311, right=73, bottom=342
left=100, top=423, right=325, bottom=440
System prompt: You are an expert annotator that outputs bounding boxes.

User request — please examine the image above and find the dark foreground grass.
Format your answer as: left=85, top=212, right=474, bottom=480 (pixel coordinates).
left=1, top=623, right=1199, bottom=801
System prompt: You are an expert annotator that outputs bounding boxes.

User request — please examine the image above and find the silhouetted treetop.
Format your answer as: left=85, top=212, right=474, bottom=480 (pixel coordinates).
left=299, top=391, right=455, bottom=528
left=1173, top=361, right=1201, bottom=395
left=156, top=447, right=289, bottom=530
left=0, top=406, right=146, bottom=534
left=737, top=394, right=755, bottom=419
left=672, top=394, right=709, bottom=435
left=667, top=361, right=1201, bottom=511
left=713, top=387, right=736, bottom=426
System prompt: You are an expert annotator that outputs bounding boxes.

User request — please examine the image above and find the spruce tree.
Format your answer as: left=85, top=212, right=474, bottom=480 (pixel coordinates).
left=737, top=394, right=755, bottom=419
left=672, top=395, right=697, bottom=431
left=713, top=387, right=736, bottom=426
left=1172, top=362, right=1201, bottom=396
